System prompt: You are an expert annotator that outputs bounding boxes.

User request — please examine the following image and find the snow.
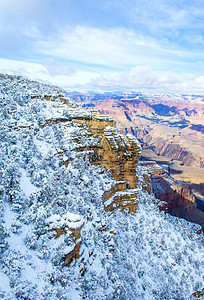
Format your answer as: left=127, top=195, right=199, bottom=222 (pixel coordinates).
left=46, top=212, right=84, bottom=230
left=0, top=74, right=203, bottom=300
left=81, top=175, right=89, bottom=184
left=2, top=204, right=53, bottom=297
left=0, top=272, right=10, bottom=292
left=20, top=169, right=38, bottom=197
left=63, top=211, right=82, bottom=222
left=104, top=188, right=138, bottom=207
left=3, top=203, right=17, bottom=228
left=69, top=287, right=81, bottom=300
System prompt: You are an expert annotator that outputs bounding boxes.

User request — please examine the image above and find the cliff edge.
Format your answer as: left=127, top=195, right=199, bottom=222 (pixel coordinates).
left=0, top=74, right=203, bottom=300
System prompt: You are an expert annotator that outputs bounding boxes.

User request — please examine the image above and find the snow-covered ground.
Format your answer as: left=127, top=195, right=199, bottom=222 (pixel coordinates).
left=0, top=74, right=203, bottom=299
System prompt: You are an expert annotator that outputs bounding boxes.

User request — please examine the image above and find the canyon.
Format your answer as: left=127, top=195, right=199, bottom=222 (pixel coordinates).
left=70, top=91, right=204, bottom=207
left=0, top=75, right=203, bottom=299
left=70, top=92, right=204, bottom=167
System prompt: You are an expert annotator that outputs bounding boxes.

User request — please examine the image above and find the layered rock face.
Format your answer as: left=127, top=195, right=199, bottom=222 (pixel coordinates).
left=71, top=92, right=204, bottom=169
left=71, top=91, right=204, bottom=208
left=129, top=126, right=203, bottom=168
left=139, top=161, right=196, bottom=215
left=138, top=161, right=204, bottom=225
left=60, top=113, right=141, bottom=213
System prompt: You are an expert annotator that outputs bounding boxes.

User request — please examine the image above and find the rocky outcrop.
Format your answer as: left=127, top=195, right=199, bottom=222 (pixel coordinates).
left=139, top=161, right=197, bottom=217
left=36, top=95, right=142, bottom=264
left=46, top=212, right=84, bottom=267
left=72, top=117, right=141, bottom=212
left=42, top=96, right=141, bottom=213
left=2, top=75, right=204, bottom=300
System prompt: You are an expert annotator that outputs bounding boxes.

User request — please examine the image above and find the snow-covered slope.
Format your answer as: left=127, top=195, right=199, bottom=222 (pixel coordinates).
left=0, top=74, right=203, bottom=299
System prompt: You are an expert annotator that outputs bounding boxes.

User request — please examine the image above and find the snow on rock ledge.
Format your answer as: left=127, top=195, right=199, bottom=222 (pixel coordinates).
left=46, top=212, right=84, bottom=231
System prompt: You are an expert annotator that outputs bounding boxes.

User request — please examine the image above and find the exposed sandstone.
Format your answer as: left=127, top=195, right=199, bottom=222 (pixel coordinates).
left=73, top=118, right=141, bottom=212
left=40, top=100, right=142, bottom=213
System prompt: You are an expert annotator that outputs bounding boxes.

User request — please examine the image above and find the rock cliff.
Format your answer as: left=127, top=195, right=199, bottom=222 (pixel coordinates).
left=0, top=75, right=203, bottom=300
left=139, top=160, right=204, bottom=225
left=138, top=161, right=197, bottom=217
left=42, top=101, right=142, bottom=213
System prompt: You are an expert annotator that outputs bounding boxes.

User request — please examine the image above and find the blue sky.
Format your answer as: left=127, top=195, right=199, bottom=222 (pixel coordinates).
left=0, top=0, right=204, bottom=93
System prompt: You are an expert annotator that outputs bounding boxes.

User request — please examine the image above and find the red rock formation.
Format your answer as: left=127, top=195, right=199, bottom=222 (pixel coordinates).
left=139, top=161, right=196, bottom=215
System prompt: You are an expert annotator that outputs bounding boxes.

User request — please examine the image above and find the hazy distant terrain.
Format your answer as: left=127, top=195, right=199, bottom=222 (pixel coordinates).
left=70, top=92, right=204, bottom=201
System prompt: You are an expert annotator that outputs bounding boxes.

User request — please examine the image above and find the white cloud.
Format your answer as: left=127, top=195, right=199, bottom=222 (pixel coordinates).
left=125, top=0, right=204, bottom=32
left=1, top=58, right=204, bottom=94
left=34, top=26, right=191, bottom=70
left=42, top=58, right=76, bottom=77
left=89, top=66, right=204, bottom=94
left=0, top=58, right=98, bottom=88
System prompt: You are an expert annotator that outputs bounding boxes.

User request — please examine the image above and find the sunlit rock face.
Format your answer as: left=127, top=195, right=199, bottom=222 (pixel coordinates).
left=40, top=92, right=141, bottom=251
left=0, top=74, right=203, bottom=300
left=44, top=111, right=141, bottom=262
left=61, top=113, right=141, bottom=213
left=90, top=130, right=141, bottom=212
